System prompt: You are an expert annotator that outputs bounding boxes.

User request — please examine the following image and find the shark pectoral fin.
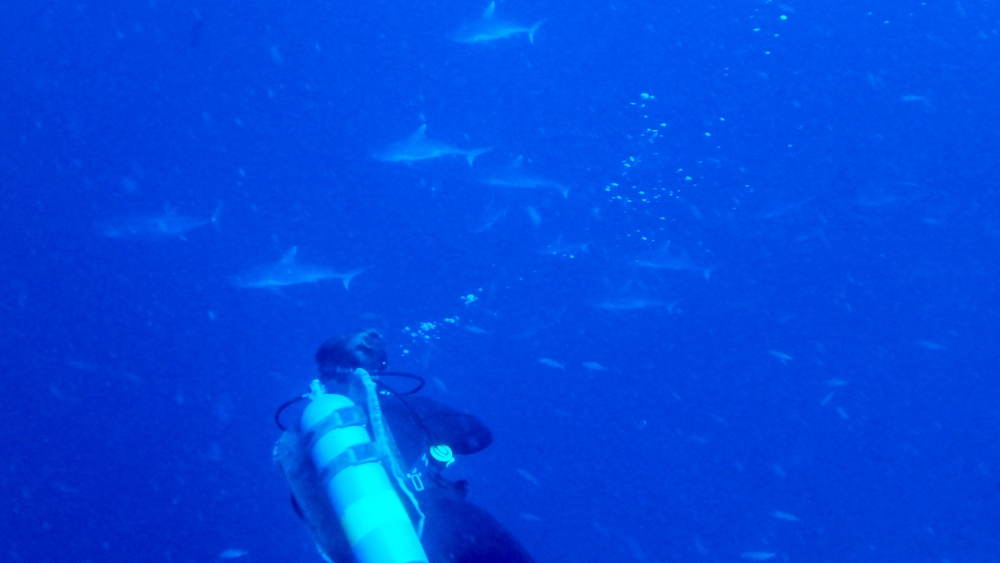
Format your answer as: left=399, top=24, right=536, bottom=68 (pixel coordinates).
left=341, top=267, right=368, bottom=290
left=483, top=1, right=495, bottom=19
left=529, top=19, right=545, bottom=44
left=411, top=124, right=427, bottom=140
left=511, top=155, right=523, bottom=168
left=270, top=287, right=292, bottom=300
left=559, top=185, right=570, bottom=199
left=281, top=247, right=298, bottom=263
left=467, top=148, right=492, bottom=167
left=210, top=201, right=224, bottom=232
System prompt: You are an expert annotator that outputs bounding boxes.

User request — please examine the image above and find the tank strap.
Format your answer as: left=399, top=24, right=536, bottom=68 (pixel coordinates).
left=317, top=442, right=380, bottom=488
left=305, top=405, right=367, bottom=449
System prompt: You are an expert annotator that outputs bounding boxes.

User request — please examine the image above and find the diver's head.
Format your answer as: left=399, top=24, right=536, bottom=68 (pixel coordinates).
left=315, top=329, right=388, bottom=380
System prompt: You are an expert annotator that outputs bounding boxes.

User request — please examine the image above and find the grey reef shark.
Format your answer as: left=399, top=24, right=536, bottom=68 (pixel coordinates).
left=475, top=155, right=570, bottom=198
left=373, top=124, right=491, bottom=166
left=231, top=247, right=366, bottom=290
left=634, top=242, right=716, bottom=280
left=593, top=298, right=679, bottom=312
left=452, top=2, right=545, bottom=44
left=96, top=203, right=222, bottom=240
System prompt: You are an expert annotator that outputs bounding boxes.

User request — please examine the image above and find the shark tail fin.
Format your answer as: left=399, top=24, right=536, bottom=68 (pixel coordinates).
left=528, top=19, right=545, bottom=44
left=341, top=267, right=368, bottom=290
left=466, top=147, right=493, bottom=167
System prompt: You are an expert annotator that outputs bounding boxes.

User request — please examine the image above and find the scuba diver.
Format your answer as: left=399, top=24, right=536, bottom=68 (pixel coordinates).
left=273, top=329, right=537, bottom=563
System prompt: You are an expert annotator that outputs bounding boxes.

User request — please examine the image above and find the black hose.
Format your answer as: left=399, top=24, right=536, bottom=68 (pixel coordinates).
left=374, top=379, right=433, bottom=442
left=274, top=395, right=307, bottom=431
left=274, top=372, right=425, bottom=433
left=375, top=371, right=425, bottom=395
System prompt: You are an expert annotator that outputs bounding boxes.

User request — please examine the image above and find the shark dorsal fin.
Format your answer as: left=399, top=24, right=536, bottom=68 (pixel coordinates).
left=410, top=124, right=427, bottom=140
left=483, top=1, right=495, bottom=19
left=511, top=155, right=523, bottom=168
left=281, top=246, right=298, bottom=263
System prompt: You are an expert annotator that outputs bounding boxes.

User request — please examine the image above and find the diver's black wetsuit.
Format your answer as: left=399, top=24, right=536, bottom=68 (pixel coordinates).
left=275, top=385, right=536, bottom=563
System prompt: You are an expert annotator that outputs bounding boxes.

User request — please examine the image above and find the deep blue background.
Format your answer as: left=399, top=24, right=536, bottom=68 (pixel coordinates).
left=2, top=0, right=999, bottom=561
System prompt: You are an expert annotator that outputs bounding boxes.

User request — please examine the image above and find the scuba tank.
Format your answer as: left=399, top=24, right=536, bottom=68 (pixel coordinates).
left=300, top=383, right=428, bottom=563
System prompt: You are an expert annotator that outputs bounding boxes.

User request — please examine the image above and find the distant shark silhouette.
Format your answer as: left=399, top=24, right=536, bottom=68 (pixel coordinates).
left=97, top=203, right=222, bottom=240
left=452, top=2, right=545, bottom=44
left=593, top=298, right=678, bottom=312
left=231, top=247, right=365, bottom=289
left=475, top=156, right=570, bottom=198
left=634, top=242, right=716, bottom=280
left=373, top=124, right=491, bottom=166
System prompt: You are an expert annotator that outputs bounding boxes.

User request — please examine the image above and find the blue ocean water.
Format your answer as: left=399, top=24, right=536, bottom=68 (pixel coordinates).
left=2, top=0, right=998, bottom=561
